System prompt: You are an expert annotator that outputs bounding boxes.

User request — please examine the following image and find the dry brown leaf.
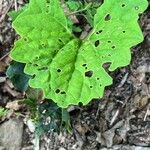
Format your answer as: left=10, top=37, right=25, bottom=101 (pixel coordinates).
left=3, top=80, right=24, bottom=98
left=6, top=100, right=23, bottom=111
left=0, top=61, right=6, bottom=72
left=0, top=55, right=11, bottom=72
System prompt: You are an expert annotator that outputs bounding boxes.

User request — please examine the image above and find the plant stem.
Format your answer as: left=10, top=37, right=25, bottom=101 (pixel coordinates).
left=67, top=3, right=92, bottom=16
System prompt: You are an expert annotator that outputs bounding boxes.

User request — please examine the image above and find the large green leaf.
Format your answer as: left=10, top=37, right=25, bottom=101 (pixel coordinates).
left=10, top=0, right=148, bottom=108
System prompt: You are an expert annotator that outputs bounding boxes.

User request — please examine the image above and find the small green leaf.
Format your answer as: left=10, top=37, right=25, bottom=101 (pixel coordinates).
left=66, top=1, right=81, bottom=11
left=36, top=101, right=63, bottom=133
left=72, top=26, right=82, bottom=33
left=6, top=61, right=30, bottom=92
left=10, top=0, right=148, bottom=107
left=61, top=108, right=72, bottom=133
left=0, top=107, right=8, bottom=118
left=8, top=5, right=28, bottom=21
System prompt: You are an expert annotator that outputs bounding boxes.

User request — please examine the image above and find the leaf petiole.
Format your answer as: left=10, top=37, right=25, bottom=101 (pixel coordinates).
left=67, top=2, right=92, bottom=16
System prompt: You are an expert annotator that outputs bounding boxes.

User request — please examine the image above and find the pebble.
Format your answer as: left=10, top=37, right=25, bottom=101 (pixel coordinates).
left=0, top=118, right=24, bottom=150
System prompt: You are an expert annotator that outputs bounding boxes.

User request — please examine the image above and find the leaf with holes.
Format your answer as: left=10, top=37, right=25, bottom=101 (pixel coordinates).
left=10, top=0, right=148, bottom=108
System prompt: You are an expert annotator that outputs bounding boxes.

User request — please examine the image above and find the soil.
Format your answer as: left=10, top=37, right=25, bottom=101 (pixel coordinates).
left=0, top=0, right=150, bottom=150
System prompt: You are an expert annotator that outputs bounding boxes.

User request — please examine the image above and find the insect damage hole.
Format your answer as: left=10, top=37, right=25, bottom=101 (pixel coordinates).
left=112, top=46, right=116, bottom=49
left=32, top=74, right=36, bottom=79
left=24, top=37, right=28, bottom=42
left=82, top=64, right=88, bottom=70
left=96, top=30, right=103, bottom=34
left=33, top=64, right=39, bottom=67
left=85, top=70, right=93, bottom=78
left=94, top=40, right=100, bottom=47
left=122, top=4, right=125, bottom=7
left=57, top=69, right=61, bottom=73
left=82, top=64, right=87, bottom=67
left=104, top=14, right=111, bottom=21
left=61, top=91, right=66, bottom=94
left=38, top=67, right=48, bottom=71
left=41, top=43, right=46, bottom=47
left=55, top=89, right=60, bottom=94
left=46, top=5, right=50, bottom=13
left=58, top=39, right=63, bottom=43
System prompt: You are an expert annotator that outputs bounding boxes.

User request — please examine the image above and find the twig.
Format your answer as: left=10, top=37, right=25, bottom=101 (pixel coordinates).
left=110, top=109, right=120, bottom=126
left=0, top=0, right=3, bottom=13
left=118, top=73, right=129, bottom=88
left=0, top=52, right=10, bottom=61
left=144, top=105, right=150, bottom=121
left=14, top=0, right=18, bottom=11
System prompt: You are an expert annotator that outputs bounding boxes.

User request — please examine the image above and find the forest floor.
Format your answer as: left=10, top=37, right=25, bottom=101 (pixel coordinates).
left=0, top=0, right=150, bottom=150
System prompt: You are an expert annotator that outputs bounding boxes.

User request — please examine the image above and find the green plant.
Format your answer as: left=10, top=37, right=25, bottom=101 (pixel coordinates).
left=0, top=107, right=8, bottom=118
left=66, top=0, right=103, bottom=27
left=36, top=101, right=72, bottom=134
left=10, top=0, right=148, bottom=108
left=6, top=61, right=31, bottom=92
left=24, top=88, right=71, bottom=134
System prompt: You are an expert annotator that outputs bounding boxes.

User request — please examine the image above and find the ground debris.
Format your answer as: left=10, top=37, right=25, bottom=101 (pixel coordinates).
left=0, top=118, right=24, bottom=150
